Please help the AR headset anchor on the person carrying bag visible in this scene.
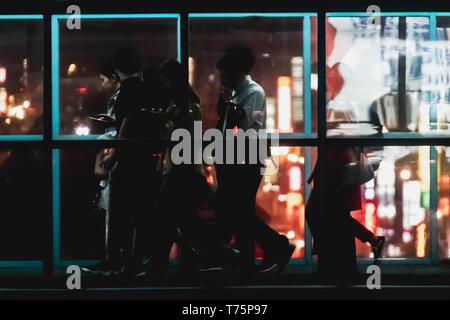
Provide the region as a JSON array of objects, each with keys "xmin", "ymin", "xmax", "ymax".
[{"xmin": 341, "ymin": 146, "xmax": 375, "ymax": 188}]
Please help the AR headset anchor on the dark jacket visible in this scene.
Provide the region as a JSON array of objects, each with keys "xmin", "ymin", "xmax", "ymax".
[
  {"xmin": 114, "ymin": 76, "xmax": 164, "ymax": 171},
  {"xmin": 114, "ymin": 76, "xmax": 145, "ymax": 135},
  {"xmin": 305, "ymin": 146, "xmax": 362, "ymax": 254}
]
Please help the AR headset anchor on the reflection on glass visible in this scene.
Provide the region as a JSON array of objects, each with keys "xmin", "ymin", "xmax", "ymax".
[
  {"xmin": 435, "ymin": 18, "xmax": 450, "ymax": 135},
  {"xmin": 255, "ymin": 147, "xmax": 314, "ymax": 259},
  {"xmin": 189, "ymin": 16, "xmax": 313, "ymax": 133},
  {"xmin": 58, "ymin": 146, "xmax": 312, "ymax": 261},
  {"xmin": 438, "ymin": 147, "xmax": 450, "ymax": 259},
  {"xmin": 354, "ymin": 146, "xmax": 431, "ymax": 258},
  {"xmin": 325, "ymin": 16, "xmax": 450, "ymax": 136},
  {"xmin": 57, "ymin": 17, "xmax": 178, "ymax": 136},
  {"xmin": 0, "ymin": 149, "xmax": 45, "ymax": 259},
  {"xmin": 0, "ymin": 19, "xmax": 43, "ymax": 135},
  {"xmin": 195, "ymin": 146, "xmax": 312, "ymax": 260}
]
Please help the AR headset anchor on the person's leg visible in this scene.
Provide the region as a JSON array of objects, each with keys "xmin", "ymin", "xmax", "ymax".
[
  {"xmin": 142, "ymin": 214, "xmax": 177, "ymax": 275},
  {"xmin": 142, "ymin": 172, "xmax": 178, "ymax": 274},
  {"xmin": 178, "ymin": 209, "xmax": 239, "ymax": 269},
  {"xmin": 341, "ymin": 211, "xmax": 359, "ymax": 281},
  {"xmin": 145, "ymin": 227, "xmax": 176, "ymax": 274},
  {"xmin": 214, "ymin": 164, "xmax": 236, "ymax": 244},
  {"xmin": 251, "ymin": 218, "xmax": 289, "ymax": 252},
  {"xmin": 323, "ymin": 201, "xmax": 361, "ymax": 283},
  {"xmin": 317, "ymin": 206, "xmax": 358, "ymax": 283},
  {"xmin": 240, "ymin": 165, "xmax": 287, "ymax": 253},
  {"xmin": 145, "ymin": 168, "xmax": 210, "ymax": 274},
  {"xmin": 347, "ymin": 214, "xmax": 385, "ymax": 260},
  {"xmin": 168, "ymin": 168, "xmax": 239, "ymax": 271},
  {"xmin": 130, "ymin": 169, "xmax": 163, "ymax": 272},
  {"xmin": 115, "ymin": 168, "xmax": 153, "ymax": 273},
  {"xmin": 229, "ymin": 165, "xmax": 290, "ymax": 272},
  {"xmin": 106, "ymin": 169, "xmax": 134, "ymax": 268},
  {"xmin": 305, "ymin": 188, "xmax": 320, "ymax": 255},
  {"xmin": 216, "ymin": 164, "xmax": 254, "ymax": 272},
  {"xmin": 216, "ymin": 164, "xmax": 292, "ymax": 272},
  {"xmin": 348, "ymin": 215, "xmax": 375, "ymax": 244}
]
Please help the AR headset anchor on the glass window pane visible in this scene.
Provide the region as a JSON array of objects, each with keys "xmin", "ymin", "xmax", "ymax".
[
  {"xmin": 354, "ymin": 146, "xmax": 432, "ymax": 258},
  {"xmin": 325, "ymin": 16, "xmax": 442, "ymax": 137},
  {"xmin": 438, "ymin": 146, "xmax": 450, "ymax": 259},
  {"xmin": 310, "ymin": 17, "xmax": 318, "ymax": 135},
  {"xmin": 307, "ymin": 145, "xmax": 432, "ymax": 259},
  {"xmin": 59, "ymin": 149, "xmax": 105, "ymax": 260},
  {"xmin": 0, "ymin": 18, "xmax": 43, "ymax": 135},
  {"xmin": 256, "ymin": 146, "xmax": 316, "ymax": 259},
  {"xmin": 0, "ymin": 149, "xmax": 45, "ymax": 260},
  {"xmin": 56, "ymin": 16, "xmax": 179, "ymax": 137},
  {"xmin": 189, "ymin": 15, "xmax": 316, "ymax": 135},
  {"xmin": 58, "ymin": 146, "xmax": 314, "ymax": 262},
  {"xmin": 434, "ymin": 17, "xmax": 450, "ymax": 135}
]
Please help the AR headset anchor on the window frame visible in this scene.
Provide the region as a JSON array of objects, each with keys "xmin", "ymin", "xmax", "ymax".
[{"xmin": 0, "ymin": 10, "xmax": 448, "ymax": 275}]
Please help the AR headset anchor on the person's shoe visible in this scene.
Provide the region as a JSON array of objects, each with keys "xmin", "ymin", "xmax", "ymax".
[
  {"xmin": 134, "ymin": 268, "xmax": 149, "ymax": 278},
  {"xmin": 120, "ymin": 263, "xmax": 145, "ymax": 278},
  {"xmin": 256, "ymin": 242, "xmax": 296, "ymax": 274},
  {"xmin": 372, "ymin": 236, "xmax": 386, "ymax": 261},
  {"xmin": 223, "ymin": 248, "xmax": 242, "ymax": 276},
  {"xmin": 81, "ymin": 261, "xmax": 121, "ymax": 276},
  {"xmin": 136, "ymin": 256, "xmax": 170, "ymax": 278},
  {"xmin": 197, "ymin": 263, "xmax": 225, "ymax": 272},
  {"xmin": 195, "ymin": 253, "xmax": 226, "ymax": 272}
]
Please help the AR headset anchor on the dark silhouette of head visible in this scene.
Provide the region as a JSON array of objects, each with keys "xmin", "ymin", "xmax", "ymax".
[
  {"xmin": 216, "ymin": 45, "xmax": 255, "ymax": 89},
  {"xmin": 143, "ymin": 65, "xmax": 159, "ymax": 86},
  {"xmin": 112, "ymin": 46, "xmax": 141, "ymax": 79},
  {"xmin": 159, "ymin": 59, "xmax": 184, "ymax": 91},
  {"xmin": 143, "ymin": 64, "xmax": 166, "ymax": 106},
  {"xmin": 99, "ymin": 61, "xmax": 120, "ymax": 92},
  {"xmin": 159, "ymin": 59, "xmax": 199, "ymax": 105}
]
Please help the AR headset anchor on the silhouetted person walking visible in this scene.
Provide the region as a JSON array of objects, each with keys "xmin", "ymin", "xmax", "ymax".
[
  {"xmin": 141, "ymin": 59, "xmax": 240, "ymax": 276},
  {"xmin": 100, "ymin": 46, "xmax": 162, "ymax": 274},
  {"xmin": 82, "ymin": 61, "xmax": 121, "ymax": 275},
  {"xmin": 305, "ymin": 145, "xmax": 385, "ymax": 283},
  {"xmin": 214, "ymin": 46, "xmax": 295, "ymax": 274}
]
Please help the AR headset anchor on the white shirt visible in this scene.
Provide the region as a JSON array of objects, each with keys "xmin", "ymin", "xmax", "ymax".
[{"xmin": 231, "ymin": 75, "xmax": 266, "ymax": 131}]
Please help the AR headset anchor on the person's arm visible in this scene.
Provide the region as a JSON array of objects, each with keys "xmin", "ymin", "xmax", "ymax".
[
  {"xmin": 94, "ymin": 113, "xmax": 116, "ymax": 126},
  {"xmin": 95, "ymin": 149, "xmax": 111, "ymax": 178},
  {"xmin": 99, "ymin": 82, "xmax": 129, "ymax": 171},
  {"xmin": 117, "ymin": 117, "xmax": 129, "ymax": 139},
  {"xmin": 100, "ymin": 117, "xmax": 130, "ymax": 170},
  {"xmin": 216, "ymin": 87, "xmax": 233, "ymax": 130},
  {"xmin": 99, "ymin": 78, "xmax": 136, "ymax": 170},
  {"xmin": 326, "ymin": 146, "xmax": 351, "ymax": 189},
  {"xmin": 239, "ymin": 89, "xmax": 265, "ymax": 130}
]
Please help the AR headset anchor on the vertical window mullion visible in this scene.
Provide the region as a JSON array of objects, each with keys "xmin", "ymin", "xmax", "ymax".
[
  {"xmin": 43, "ymin": 9, "xmax": 54, "ymax": 277},
  {"xmin": 317, "ymin": 10, "xmax": 327, "ymax": 269},
  {"xmin": 398, "ymin": 16, "xmax": 407, "ymax": 131},
  {"xmin": 303, "ymin": 15, "xmax": 312, "ymax": 138},
  {"xmin": 180, "ymin": 12, "xmax": 189, "ymax": 129},
  {"xmin": 303, "ymin": 14, "xmax": 313, "ymax": 264},
  {"xmin": 51, "ymin": 15, "xmax": 59, "ymax": 139},
  {"xmin": 429, "ymin": 13, "xmax": 439, "ymax": 263}
]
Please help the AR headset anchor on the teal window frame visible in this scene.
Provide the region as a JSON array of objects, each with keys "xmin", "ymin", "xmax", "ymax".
[{"xmin": 0, "ymin": 11, "xmax": 449, "ymax": 270}]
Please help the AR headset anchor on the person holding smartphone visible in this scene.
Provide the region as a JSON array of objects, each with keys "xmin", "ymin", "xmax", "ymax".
[{"xmin": 82, "ymin": 61, "xmax": 121, "ymax": 275}]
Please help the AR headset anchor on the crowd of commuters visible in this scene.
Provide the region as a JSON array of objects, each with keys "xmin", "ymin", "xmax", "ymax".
[{"xmin": 82, "ymin": 44, "xmax": 385, "ymax": 283}]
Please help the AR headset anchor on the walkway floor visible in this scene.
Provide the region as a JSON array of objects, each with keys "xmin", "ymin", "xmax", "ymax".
[{"xmin": 1, "ymin": 263, "xmax": 450, "ymax": 299}]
